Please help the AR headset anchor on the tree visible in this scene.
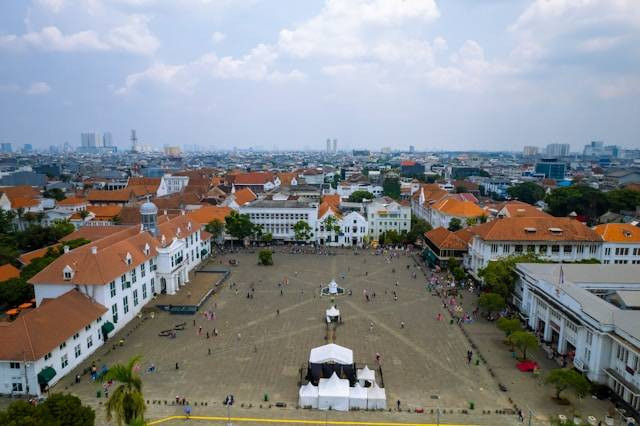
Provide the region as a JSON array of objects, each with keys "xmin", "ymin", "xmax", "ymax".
[
  {"xmin": 43, "ymin": 393, "xmax": 96, "ymax": 426},
  {"xmin": 382, "ymin": 177, "xmax": 401, "ymax": 199},
  {"xmin": 605, "ymin": 188, "xmax": 640, "ymax": 214},
  {"xmin": 293, "ymin": 220, "xmax": 312, "ymax": 241},
  {"xmin": 323, "ymin": 215, "xmax": 341, "ymax": 243},
  {"xmin": 205, "ymin": 219, "xmax": 225, "ymax": 244},
  {"xmin": 509, "ymin": 331, "xmax": 538, "ymax": 360},
  {"xmin": 448, "ymin": 218, "xmax": 462, "ymax": 232},
  {"xmin": 407, "ymin": 215, "xmax": 432, "ymax": 244},
  {"xmin": 478, "ymin": 293, "xmax": 506, "ymax": 318},
  {"xmin": 101, "ymin": 355, "xmax": 146, "ymax": 426},
  {"xmin": 0, "ymin": 393, "xmax": 94, "ymax": 426},
  {"xmin": 50, "ymin": 220, "xmax": 75, "ymax": 240},
  {"xmin": 0, "ymin": 278, "xmax": 34, "ymax": 308},
  {"xmin": 545, "ymin": 185, "xmax": 608, "ymax": 222},
  {"xmin": 452, "ymin": 266, "xmax": 466, "ymax": 282},
  {"xmin": 479, "ymin": 253, "xmax": 542, "ymax": 298},
  {"xmin": 258, "ymin": 249, "xmax": 273, "ymax": 265},
  {"xmin": 224, "ymin": 211, "xmax": 257, "ymax": 241},
  {"xmin": 507, "ymin": 182, "xmax": 545, "ymax": 205},
  {"xmin": 43, "ymin": 188, "xmax": 66, "ymax": 201},
  {"xmin": 455, "ymin": 185, "xmax": 467, "ymax": 194},
  {"xmin": 545, "ymin": 369, "xmax": 591, "ymax": 401},
  {"xmin": 79, "ymin": 210, "xmax": 90, "ymax": 220},
  {"xmin": 497, "ymin": 317, "xmax": 522, "ymax": 337},
  {"xmin": 348, "ymin": 190, "xmax": 374, "ymax": 203},
  {"xmin": 330, "ymin": 174, "xmax": 340, "ymax": 189}
]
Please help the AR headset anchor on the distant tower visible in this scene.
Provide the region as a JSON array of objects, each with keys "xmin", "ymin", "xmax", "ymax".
[
  {"xmin": 332, "ymin": 138, "xmax": 337, "ymax": 154},
  {"xmin": 140, "ymin": 197, "xmax": 158, "ymax": 235},
  {"xmin": 131, "ymin": 130, "xmax": 138, "ymax": 152},
  {"xmin": 326, "ymin": 138, "xmax": 331, "ymax": 153}
]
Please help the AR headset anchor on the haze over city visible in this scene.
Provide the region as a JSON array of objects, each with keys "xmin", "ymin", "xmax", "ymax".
[{"xmin": 1, "ymin": 0, "xmax": 639, "ymax": 151}]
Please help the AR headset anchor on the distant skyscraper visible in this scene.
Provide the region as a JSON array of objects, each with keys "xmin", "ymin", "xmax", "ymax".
[
  {"xmin": 409, "ymin": 145, "xmax": 415, "ymax": 153},
  {"xmin": 523, "ymin": 146, "xmax": 539, "ymax": 156},
  {"xmin": 1, "ymin": 142, "xmax": 12, "ymax": 153},
  {"xmin": 103, "ymin": 132, "xmax": 113, "ymax": 147},
  {"xmin": 545, "ymin": 143, "xmax": 570, "ymax": 157},
  {"xmin": 131, "ymin": 129, "xmax": 139, "ymax": 152},
  {"xmin": 332, "ymin": 138, "xmax": 337, "ymax": 154},
  {"xmin": 81, "ymin": 132, "xmax": 101, "ymax": 149},
  {"xmin": 583, "ymin": 141, "xmax": 604, "ymax": 156},
  {"xmin": 535, "ymin": 158, "xmax": 566, "ymax": 180},
  {"xmin": 23, "ymin": 144, "xmax": 33, "ymax": 153},
  {"xmin": 326, "ymin": 138, "xmax": 331, "ymax": 153}
]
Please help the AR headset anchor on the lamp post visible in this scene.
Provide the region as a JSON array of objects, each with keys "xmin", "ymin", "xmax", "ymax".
[{"xmin": 436, "ymin": 407, "xmax": 440, "ymax": 426}]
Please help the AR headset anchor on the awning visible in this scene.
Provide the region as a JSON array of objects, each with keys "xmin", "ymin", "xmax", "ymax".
[
  {"xmin": 38, "ymin": 366, "xmax": 56, "ymax": 385},
  {"xmin": 101, "ymin": 321, "xmax": 115, "ymax": 336}
]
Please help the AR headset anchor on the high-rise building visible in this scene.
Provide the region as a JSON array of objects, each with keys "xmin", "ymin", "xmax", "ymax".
[
  {"xmin": 545, "ymin": 143, "xmax": 571, "ymax": 157},
  {"xmin": 535, "ymin": 158, "xmax": 566, "ymax": 180},
  {"xmin": 583, "ymin": 141, "xmax": 604, "ymax": 156},
  {"xmin": 523, "ymin": 146, "xmax": 539, "ymax": 156},
  {"xmin": 103, "ymin": 132, "xmax": 113, "ymax": 147},
  {"xmin": 81, "ymin": 132, "xmax": 100, "ymax": 149},
  {"xmin": 326, "ymin": 138, "xmax": 331, "ymax": 153},
  {"xmin": 1, "ymin": 142, "xmax": 13, "ymax": 153},
  {"xmin": 23, "ymin": 144, "xmax": 33, "ymax": 153},
  {"xmin": 409, "ymin": 145, "xmax": 415, "ymax": 153},
  {"xmin": 332, "ymin": 138, "xmax": 337, "ymax": 154}
]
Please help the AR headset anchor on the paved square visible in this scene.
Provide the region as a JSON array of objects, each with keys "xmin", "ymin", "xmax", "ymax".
[{"xmin": 54, "ymin": 249, "xmax": 511, "ymax": 417}]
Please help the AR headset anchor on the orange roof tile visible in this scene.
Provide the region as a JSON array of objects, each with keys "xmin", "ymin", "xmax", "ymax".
[
  {"xmin": 277, "ymin": 172, "xmax": 298, "ymax": 186},
  {"xmin": 19, "ymin": 247, "xmax": 52, "ymax": 266},
  {"xmin": 0, "ymin": 290, "xmax": 106, "ymax": 361},
  {"xmin": 57, "ymin": 196, "xmax": 87, "ymax": 206},
  {"xmin": 87, "ymin": 205, "xmax": 123, "ymax": 219},
  {"xmin": 11, "ymin": 197, "xmax": 40, "ymax": 209},
  {"xmin": 424, "ymin": 227, "xmax": 468, "ymax": 250},
  {"xmin": 0, "ymin": 263, "xmax": 20, "ymax": 281},
  {"xmin": 187, "ymin": 206, "xmax": 232, "ymax": 225},
  {"xmin": 87, "ymin": 189, "xmax": 135, "ymax": 202},
  {"xmin": 234, "ymin": 172, "xmax": 276, "ymax": 185},
  {"xmin": 0, "ymin": 185, "xmax": 40, "ymax": 201},
  {"xmin": 593, "ymin": 223, "xmax": 640, "ymax": 243},
  {"xmin": 60, "ymin": 226, "xmax": 126, "ymax": 242},
  {"xmin": 318, "ymin": 201, "xmax": 340, "ymax": 219},
  {"xmin": 322, "ymin": 194, "xmax": 341, "ymax": 208},
  {"xmin": 433, "ymin": 198, "xmax": 485, "ymax": 217},
  {"xmin": 500, "ymin": 201, "xmax": 551, "ymax": 218},
  {"xmin": 468, "ymin": 217, "xmax": 601, "ymax": 242},
  {"xmin": 233, "ymin": 188, "xmax": 257, "ymax": 206}
]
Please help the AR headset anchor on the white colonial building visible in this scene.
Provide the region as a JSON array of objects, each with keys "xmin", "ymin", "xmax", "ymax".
[
  {"xmin": 366, "ymin": 198, "xmax": 411, "ymax": 240},
  {"xmin": 336, "ymin": 183, "xmax": 383, "ymax": 199},
  {"xmin": 0, "ymin": 201, "xmax": 211, "ymax": 397},
  {"xmin": 157, "ymin": 174, "xmax": 190, "ymax": 197},
  {"xmin": 515, "ymin": 263, "xmax": 640, "ymax": 416},
  {"xmin": 465, "ymin": 217, "xmax": 602, "ymax": 277},
  {"xmin": 593, "ymin": 223, "xmax": 640, "ymax": 265},
  {"xmin": 240, "ymin": 199, "xmax": 318, "ymax": 242},
  {"xmin": 316, "ymin": 200, "xmax": 368, "ymax": 247}
]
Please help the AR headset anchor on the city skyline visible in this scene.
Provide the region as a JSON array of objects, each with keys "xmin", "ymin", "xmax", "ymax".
[{"xmin": 1, "ymin": 0, "xmax": 639, "ymax": 151}]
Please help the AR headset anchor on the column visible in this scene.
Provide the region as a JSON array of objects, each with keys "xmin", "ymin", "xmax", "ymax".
[
  {"xmin": 543, "ymin": 305, "xmax": 551, "ymax": 341},
  {"xmin": 557, "ymin": 319, "xmax": 566, "ymax": 354},
  {"xmin": 184, "ymin": 268, "xmax": 189, "ymax": 283}
]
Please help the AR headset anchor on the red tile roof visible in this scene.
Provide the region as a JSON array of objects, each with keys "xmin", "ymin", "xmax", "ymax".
[
  {"xmin": 468, "ymin": 217, "xmax": 601, "ymax": 242},
  {"xmin": 0, "ymin": 263, "xmax": 20, "ymax": 281}
]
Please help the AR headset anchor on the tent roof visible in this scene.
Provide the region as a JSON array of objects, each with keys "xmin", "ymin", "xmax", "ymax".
[
  {"xmin": 357, "ymin": 365, "xmax": 375, "ymax": 381},
  {"xmin": 326, "ymin": 306, "xmax": 340, "ymax": 317},
  {"xmin": 299, "ymin": 382, "xmax": 319, "ymax": 397},
  {"xmin": 349, "ymin": 382, "xmax": 367, "ymax": 398},
  {"xmin": 367, "ymin": 383, "xmax": 386, "ymax": 400},
  {"xmin": 318, "ymin": 372, "xmax": 350, "ymax": 397},
  {"xmin": 309, "ymin": 343, "xmax": 353, "ymax": 364}
]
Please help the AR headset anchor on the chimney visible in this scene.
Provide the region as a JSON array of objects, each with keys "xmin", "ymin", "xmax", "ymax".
[
  {"xmin": 63, "ymin": 245, "xmax": 70, "ymax": 254},
  {"xmin": 164, "ymin": 209, "xmax": 168, "ymax": 216},
  {"xmin": 91, "ymin": 246, "xmax": 98, "ymax": 255}
]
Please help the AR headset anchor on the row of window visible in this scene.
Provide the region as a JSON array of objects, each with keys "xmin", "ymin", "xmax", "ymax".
[
  {"xmin": 248, "ymin": 213, "xmax": 310, "ymax": 220},
  {"xmin": 489, "ymin": 243, "xmax": 598, "ymax": 255},
  {"xmin": 604, "ymin": 247, "xmax": 640, "ymax": 256},
  {"xmin": 603, "ymin": 260, "xmax": 640, "ymax": 264},
  {"xmin": 112, "ymin": 280, "xmax": 153, "ymax": 323}
]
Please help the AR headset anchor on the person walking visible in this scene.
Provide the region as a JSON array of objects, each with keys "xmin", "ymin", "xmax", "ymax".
[
  {"xmin": 467, "ymin": 350, "xmax": 473, "ymax": 364},
  {"xmin": 401, "ymin": 321, "xmax": 405, "ymax": 329},
  {"xmin": 396, "ymin": 399, "xmax": 401, "ymax": 411}
]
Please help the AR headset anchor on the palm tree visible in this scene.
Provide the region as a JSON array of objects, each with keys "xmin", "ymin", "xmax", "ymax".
[
  {"xmin": 79, "ymin": 209, "xmax": 90, "ymax": 220},
  {"xmin": 101, "ymin": 355, "xmax": 146, "ymax": 425}
]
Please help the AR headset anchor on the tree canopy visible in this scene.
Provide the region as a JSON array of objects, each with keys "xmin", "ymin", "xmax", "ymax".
[
  {"xmin": 258, "ymin": 249, "xmax": 273, "ymax": 265},
  {"xmin": 545, "ymin": 368, "xmax": 591, "ymax": 401},
  {"xmin": 507, "ymin": 182, "xmax": 545, "ymax": 205},
  {"xmin": 407, "ymin": 215, "xmax": 432, "ymax": 244},
  {"xmin": 497, "ymin": 317, "xmax": 522, "ymax": 337},
  {"xmin": 544, "ymin": 185, "xmax": 609, "ymax": 221},
  {"xmin": 293, "ymin": 220, "xmax": 312, "ymax": 241},
  {"xmin": 348, "ymin": 190, "xmax": 374, "ymax": 203},
  {"xmin": 447, "ymin": 218, "xmax": 462, "ymax": 232},
  {"xmin": 382, "ymin": 177, "xmax": 400, "ymax": 199},
  {"xmin": 479, "ymin": 253, "xmax": 542, "ymax": 298},
  {"xmin": 205, "ymin": 219, "xmax": 225, "ymax": 243},
  {"xmin": 224, "ymin": 211, "xmax": 258, "ymax": 241},
  {"xmin": 478, "ymin": 293, "xmax": 506, "ymax": 317},
  {"xmin": 101, "ymin": 355, "xmax": 146, "ymax": 426},
  {"xmin": 509, "ymin": 331, "xmax": 538, "ymax": 360},
  {"xmin": 0, "ymin": 393, "xmax": 95, "ymax": 426}
]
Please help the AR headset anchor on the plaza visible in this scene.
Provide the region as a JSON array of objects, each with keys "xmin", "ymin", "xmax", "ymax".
[{"xmin": 51, "ymin": 249, "xmax": 609, "ymax": 425}]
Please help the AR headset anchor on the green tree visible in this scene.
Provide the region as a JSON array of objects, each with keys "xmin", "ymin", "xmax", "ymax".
[
  {"xmin": 43, "ymin": 393, "xmax": 95, "ymax": 426},
  {"xmin": 455, "ymin": 185, "xmax": 467, "ymax": 194},
  {"xmin": 330, "ymin": 174, "xmax": 340, "ymax": 189},
  {"xmin": 205, "ymin": 219, "xmax": 225, "ymax": 244},
  {"xmin": 545, "ymin": 369, "xmax": 591, "ymax": 401},
  {"xmin": 497, "ymin": 317, "xmax": 522, "ymax": 337},
  {"xmin": 293, "ymin": 220, "xmax": 312, "ymax": 241},
  {"xmin": 50, "ymin": 220, "xmax": 75, "ymax": 240},
  {"xmin": 258, "ymin": 249, "xmax": 273, "ymax": 265},
  {"xmin": 43, "ymin": 188, "xmax": 66, "ymax": 201},
  {"xmin": 261, "ymin": 232, "xmax": 273, "ymax": 243},
  {"xmin": 507, "ymin": 182, "xmax": 545, "ymax": 205},
  {"xmin": 509, "ymin": 331, "xmax": 538, "ymax": 360},
  {"xmin": 224, "ymin": 211, "xmax": 257, "ymax": 241},
  {"xmin": 0, "ymin": 400, "xmax": 56, "ymax": 426},
  {"xmin": 407, "ymin": 215, "xmax": 432, "ymax": 244},
  {"xmin": 348, "ymin": 190, "xmax": 374, "ymax": 203},
  {"xmin": 0, "ymin": 278, "xmax": 34, "ymax": 308},
  {"xmin": 382, "ymin": 177, "xmax": 400, "ymax": 199},
  {"xmin": 605, "ymin": 188, "xmax": 640, "ymax": 213},
  {"xmin": 79, "ymin": 210, "xmax": 89, "ymax": 220},
  {"xmin": 323, "ymin": 215, "xmax": 341, "ymax": 242},
  {"xmin": 452, "ymin": 267, "xmax": 465, "ymax": 282},
  {"xmin": 478, "ymin": 293, "xmax": 506, "ymax": 318},
  {"xmin": 479, "ymin": 253, "xmax": 542, "ymax": 298},
  {"xmin": 101, "ymin": 355, "xmax": 146, "ymax": 426},
  {"xmin": 545, "ymin": 185, "xmax": 608, "ymax": 221},
  {"xmin": 448, "ymin": 218, "xmax": 462, "ymax": 232}
]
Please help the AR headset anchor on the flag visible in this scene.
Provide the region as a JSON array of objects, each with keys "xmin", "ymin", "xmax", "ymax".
[{"xmin": 559, "ymin": 264, "xmax": 564, "ymax": 286}]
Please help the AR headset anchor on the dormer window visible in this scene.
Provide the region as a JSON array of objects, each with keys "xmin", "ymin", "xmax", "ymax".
[
  {"xmin": 548, "ymin": 227, "xmax": 563, "ymax": 235},
  {"xmin": 144, "ymin": 243, "xmax": 150, "ymax": 256},
  {"xmin": 187, "ymin": 221, "xmax": 192, "ymax": 231},
  {"xmin": 63, "ymin": 265, "xmax": 74, "ymax": 281},
  {"xmin": 176, "ymin": 227, "xmax": 181, "ymax": 236},
  {"xmin": 125, "ymin": 252, "xmax": 133, "ymax": 265},
  {"xmin": 524, "ymin": 227, "xmax": 537, "ymax": 233}
]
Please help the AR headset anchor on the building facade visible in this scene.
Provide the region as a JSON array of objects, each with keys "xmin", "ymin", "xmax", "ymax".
[
  {"xmin": 594, "ymin": 224, "xmax": 640, "ymax": 265},
  {"xmin": 240, "ymin": 200, "xmax": 318, "ymax": 242},
  {"xmin": 366, "ymin": 198, "xmax": 411, "ymax": 240}
]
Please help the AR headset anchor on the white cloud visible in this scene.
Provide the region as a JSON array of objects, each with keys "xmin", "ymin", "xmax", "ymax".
[
  {"xmin": 595, "ymin": 76, "xmax": 640, "ymax": 99},
  {"xmin": 104, "ymin": 14, "xmax": 159, "ymax": 55},
  {"xmin": 211, "ymin": 31, "xmax": 226, "ymax": 44},
  {"xmin": 37, "ymin": 0, "xmax": 66, "ymax": 13},
  {"xmin": 26, "ymin": 81, "xmax": 51, "ymax": 95},
  {"xmin": 0, "ymin": 83, "xmax": 20, "ymax": 93},
  {"xmin": 19, "ymin": 26, "xmax": 109, "ymax": 51},
  {"xmin": 116, "ymin": 63, "xmax": 187, "ymax": 94},
  {"xmin": 579, "ymin": 36, "xmax": 625, "ymax": 52},
  {"xmin": 278, "ymin": 0, "xmax": 439, "ymax": 58}
]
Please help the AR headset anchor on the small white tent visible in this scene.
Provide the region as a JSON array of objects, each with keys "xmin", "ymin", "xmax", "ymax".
[
  {"xmin": 349, "ymin": 382, "xmax": 368, "ymax": 409},
  {"xmin": 298, "ymin": 382, "xmax": 319, "ymax": 408},
  {"xmin": 357, "ymin": 365, "xmax": 375, "ymax": 386},
  {"xmin": 309, "ymin": 343, "xmax": 353, "ymax": 365},
  {"xmin": 326, "ymin": 306, "xmax": 340, "ymax": 323},
  {"xmin": 328, "ymin": 279, "xmax": 339, "ymax": 294},
  {"xmin": 367, "ymin": 383, "xmax": 387, "ymax": 410},
  {"xmin": 318, "ymin": 372, "xmax": 350, "ymax": 411}
]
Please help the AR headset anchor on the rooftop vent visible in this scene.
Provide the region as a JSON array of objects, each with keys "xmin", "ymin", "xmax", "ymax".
[
  {"xmin": 624, "ymin": 231, "xmax": 632, "ymax": 238},
  {"xmin": 63, "ymin": 245, "xmax": 70, "ymax": 253},
  {"xmin": 524, "ymin": 227, "xmax": 537, "ymax": 233},
  {"xmin": 548, "ymin": 227, "xmax": 563, "ymax": 234},
  {"xmin": 91, "ymin": 246, "xmax": 98, "ymax": 255}
]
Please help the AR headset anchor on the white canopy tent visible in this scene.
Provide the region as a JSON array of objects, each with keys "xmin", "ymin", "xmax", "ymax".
[
  {"xmin": 318, "ymin": 372, "xmax": 350, "ymax": 411},
  {"xmin": 325, "ymin": 306, "xmax": 341, "ymax": 323},
  {"xmin": 348, "ymin": 382, "xmax": 368, "ymax": 409},
  {"xmin": 357, "ymin": 365, "xmax": 375, "ymax": 386},
  {"xmin": 366, "ymin": 383, "xmax": 387, "ymax": 410},
  {"xmin": 298, "ymin": 382, "xmax": 319, "ymax": 408},
  {"xmin": 309, "ymin": 343, "xmax": 353, "ymax": 365}
]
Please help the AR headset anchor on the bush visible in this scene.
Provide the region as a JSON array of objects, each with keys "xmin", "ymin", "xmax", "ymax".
[{"xmin": 258, "ymin": 249, "xmax": 273, "ymax": 266}]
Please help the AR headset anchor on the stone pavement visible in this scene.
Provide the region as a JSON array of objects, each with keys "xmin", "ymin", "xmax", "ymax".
[{"xmin": 52, "ymin": 249, "xmax": 526, "ymax": 425}]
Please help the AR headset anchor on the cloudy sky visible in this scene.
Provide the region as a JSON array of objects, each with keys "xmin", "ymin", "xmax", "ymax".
[{"xmin": 1, "ymin": 0, "xmax": 639, "ymax": 151}]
